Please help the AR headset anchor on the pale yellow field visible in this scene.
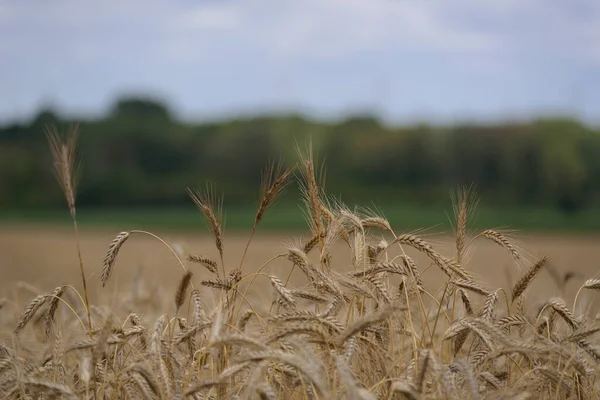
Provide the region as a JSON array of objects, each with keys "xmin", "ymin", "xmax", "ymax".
[{"xmin": 1, "ymin": 225, "xmax": 599, "ymax": 312}]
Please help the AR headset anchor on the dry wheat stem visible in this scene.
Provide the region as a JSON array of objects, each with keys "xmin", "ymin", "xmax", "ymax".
[
  {"xmin": 512, "ymin": 256, "xmax": 548, "ymax": 302},
  {"xmin": 46, "ymin": 124, "xmax": 92, "ymax": 335},
  {"xmin": 298, "ymin": 145, "xmax": 325, "ymax": 260},
  {"xmin": 188, "ymin": 254, "xmax": 218, "ymax": 274},
  {"xmin": 187, "ymin": 184, "xmax": 225, "ymax": 274},
  {"xmin": 479, "ymin": 229, "xmax": 521, "ymax": 261},
  {"xmin": 239, "ymin": 162, "xmax": 294, "ymax": 273},
  {"xmin": 102, "ymin": 230, "xmax": 189, "ymax": 289},
  {"xmin": 175, "ymin": 271, "xmax": 193, "ymax": 313}
]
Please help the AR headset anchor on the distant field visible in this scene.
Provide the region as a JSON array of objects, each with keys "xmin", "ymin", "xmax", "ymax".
[
  {"xmin": 4, "ymin": 202, "xmax": 600, "ymax": 304},
  {"xmin": 1, "ymin": 225, "xmax": 599, "ymax": 310},
  {"xmin": 3, "ymin": 203, "xmax": 600, "ymax": 232}
]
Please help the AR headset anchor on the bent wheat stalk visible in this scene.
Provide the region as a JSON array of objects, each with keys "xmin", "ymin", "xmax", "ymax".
[{"xmin": 101, "ymin": 230, "xmax": 189, "ymax": 288}]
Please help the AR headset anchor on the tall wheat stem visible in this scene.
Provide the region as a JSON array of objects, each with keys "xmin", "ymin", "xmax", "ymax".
[
  {"xmin": 72, "ymin": 218, "xmax": 92, "ymax": 334},
  {"xmin": 46, "ymin": 124, "xmax": 93, "ymax": 336},
  {"xmin": 238, "ymin": 227, "xmax": 256, "ymax": 273}
]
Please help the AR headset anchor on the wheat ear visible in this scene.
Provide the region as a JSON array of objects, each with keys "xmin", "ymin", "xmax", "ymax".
[{"xmin": 511, "ymin": 256, "xmax": 548, "ymax": 302}]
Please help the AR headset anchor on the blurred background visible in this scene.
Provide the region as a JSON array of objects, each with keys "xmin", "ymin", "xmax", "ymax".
[{"xmin": 1, "ymin": 1, "xmax": 600, "ymax": 292}]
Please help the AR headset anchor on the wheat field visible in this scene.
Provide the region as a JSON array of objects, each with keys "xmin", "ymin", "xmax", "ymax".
[
  {"xmin": 1, "ymin": 126, "xmax": 600, "ymax": 399},
  {"xmin": 0, "ymin": 226, "xmax": 599, "ymax": 312}
]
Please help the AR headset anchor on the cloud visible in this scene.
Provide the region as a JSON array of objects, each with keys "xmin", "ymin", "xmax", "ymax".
[
  {"xmin": 2, "ymin": 1, "xmax": 597, "ymax": 64},
  {"xmin": 172, "ymin": 4, "xmax": 242, "ymax": 31},
  {"xmin": 0, "ymin": 0, "xmax": 598, "ymax": 122},
  {"xmin": 161, "ymin": 1, "xmax": 502, "ymax": 60},
  {"xmin": 265, "ymin": 0, "xmax": 500, "ymax": 56}
]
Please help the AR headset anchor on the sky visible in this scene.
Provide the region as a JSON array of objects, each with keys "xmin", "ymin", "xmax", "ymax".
[{"xmin": 1, "ymin": 0, "xmax": 599, "ymax": 125}]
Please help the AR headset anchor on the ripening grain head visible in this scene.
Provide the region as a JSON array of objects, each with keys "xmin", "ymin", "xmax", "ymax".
[
  {"xmin": 101, "ymin": 231, "xmax": 130, "ymax": 287},
  {"xmin": 45, "ymin": 124, "xmax": 81, "ymax": 218}
]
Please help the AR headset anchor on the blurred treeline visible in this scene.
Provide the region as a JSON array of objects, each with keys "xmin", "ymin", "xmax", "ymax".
[{"xmin": 1, "ymin": 97, "xmax": 599, "ymax": 214}]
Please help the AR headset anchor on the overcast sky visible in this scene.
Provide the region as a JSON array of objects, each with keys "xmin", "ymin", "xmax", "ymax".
[{"xmin": 1, "ymin": 0, "xmax": 599, "ymax": 124}]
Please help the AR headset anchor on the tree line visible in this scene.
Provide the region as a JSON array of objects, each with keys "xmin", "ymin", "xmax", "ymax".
[{"xmin": 1, "ymin": 97, "xmax": 599, "ymax": 214}]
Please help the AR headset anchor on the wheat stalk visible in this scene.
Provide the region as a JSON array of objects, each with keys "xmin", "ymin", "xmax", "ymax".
[
  {"xmin": 187, "ymin": 184, "xmax": 225, "ymax": 274},
  {"xmin": 451, "ymin": 185, "xmax": 478, "ymax": 264},
  {"xmin": 481, "ymin": 229, "xmax": 521, "ymax": 261},
  {"xmin": 511, "ymin": 256, "xmax": 548, "ymax": 302},
  {"xmin": 101, "ymin": 231, "xmax": 130, "ymax": 287},
  {"xmin": 297, "ymin": 144, "xmax": 325, "ymax": 260},
  {"xmin": 43, "ymin": 286, "xmax": 65, "ymax": 338},
  {"xmin": 45, "ymin": 124, "xmax": 92, "ymax": 335},
  {"xmin": 14, "ymin": 292, "xmax": 49, "ymax": 335},
  {"xmin": 175, "ymin": 271, "xmax": 193, "ymax": 313},
  {"xmin": 187, "ymin": 254, "xmax": 218, "ymax": 274},
  {"xmin": 583, "ymin": 278, "xmax": 600, "ymax": 290},
  {"xmin": 395, "ymin": 234, "xmax": 472, "ymax": 280}
]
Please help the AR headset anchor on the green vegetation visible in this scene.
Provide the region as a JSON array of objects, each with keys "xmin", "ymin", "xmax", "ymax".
[
  {"xmin": 4, "ymin": 204, "xmax": 600, "ymax": 232},
  {"xmin": 2, "ymin": 96, "xmax": 600, "ymax": 231}
]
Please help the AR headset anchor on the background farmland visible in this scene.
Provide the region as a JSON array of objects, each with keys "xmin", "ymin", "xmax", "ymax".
[{"xmin": 1, "ymin": 103, "xmax": 599, "ymax": 301}]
